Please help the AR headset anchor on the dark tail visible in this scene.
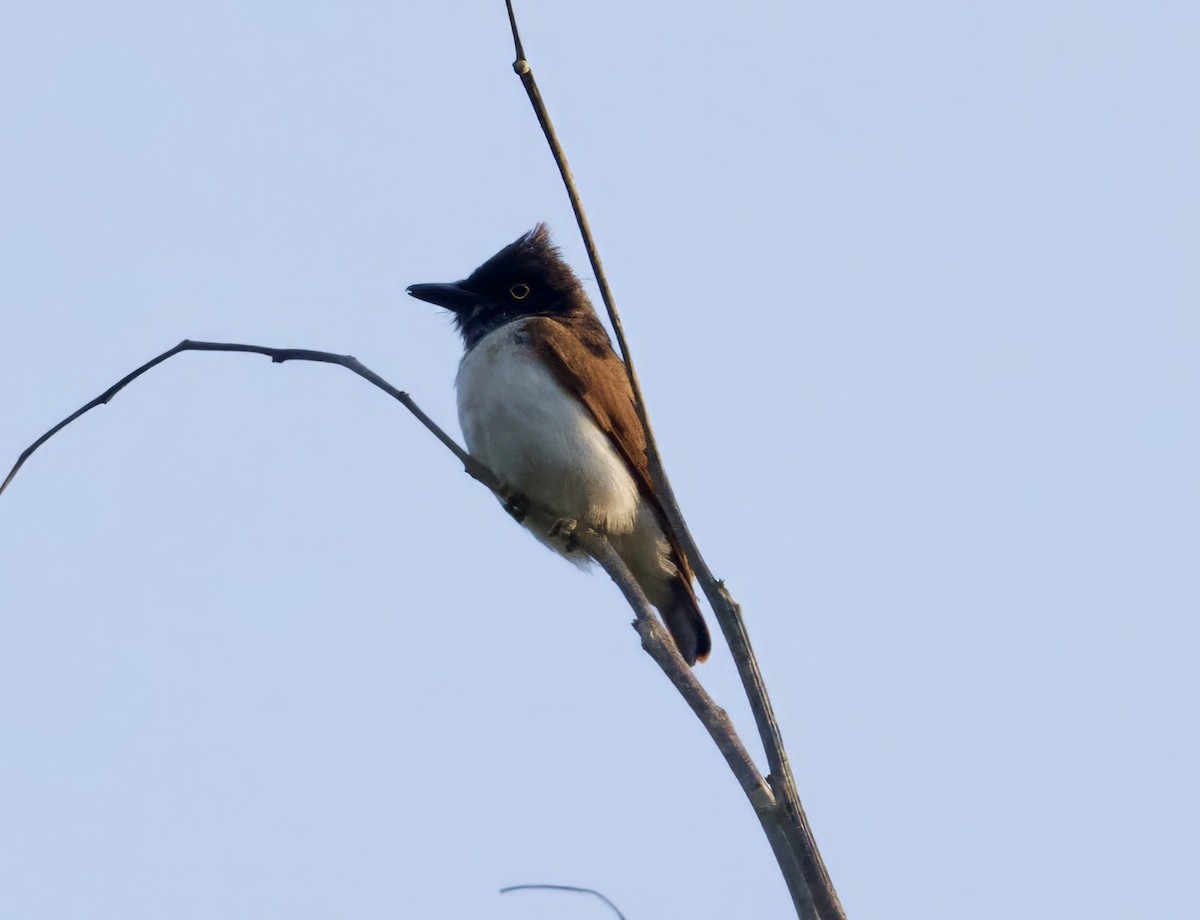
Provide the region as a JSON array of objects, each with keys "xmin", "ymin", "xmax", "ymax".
[{"xmin": 662, "ymin": 578, "xmax": 712, "ymax": 666}]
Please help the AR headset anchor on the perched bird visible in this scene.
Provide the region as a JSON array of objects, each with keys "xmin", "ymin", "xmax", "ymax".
[{"xmin": 407, "ymin": 225, "xmax": 711, "ymax": 665}]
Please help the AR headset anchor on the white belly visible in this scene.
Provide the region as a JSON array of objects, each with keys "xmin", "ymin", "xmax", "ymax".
[{"xmin": 455, "ymin": 320, "xmax": 641, "ymax": 534}]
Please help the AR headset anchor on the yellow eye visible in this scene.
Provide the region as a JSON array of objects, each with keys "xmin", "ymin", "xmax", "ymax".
[{"xmin": 510, "ymin": 283, "xmax": 531, "ymax": 300}]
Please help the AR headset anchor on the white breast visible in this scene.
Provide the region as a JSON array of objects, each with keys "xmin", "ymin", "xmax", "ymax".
[{"xmin": 455, "ymin": 320, "xmax": 640, "ymax": 534}]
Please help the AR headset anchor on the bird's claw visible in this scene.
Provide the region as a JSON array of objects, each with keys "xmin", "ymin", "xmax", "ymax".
[{"xmin": 550, "ymin": 517, "xmax": 581, "ymax": 553}]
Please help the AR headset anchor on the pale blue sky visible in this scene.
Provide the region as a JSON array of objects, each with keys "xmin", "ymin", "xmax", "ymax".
[{"xmin": 2, "ymin": 2, "xmax": 1197, "ymax": 918}]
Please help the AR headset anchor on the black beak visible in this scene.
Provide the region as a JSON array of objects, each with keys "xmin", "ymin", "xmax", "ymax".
[{"xmin": 406, "ymin": 282, "xmax": 488, "ymax": 313}]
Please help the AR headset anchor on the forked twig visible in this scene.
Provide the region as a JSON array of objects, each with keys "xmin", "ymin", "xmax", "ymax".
[
  {"xmin": 0, "ymin": 338, "xmax": 775, "ymax": 816},
  {"xmin": 502, "ymin": 4, "xmax": 844, "ymax": 918},
  {"xmin": 1, "ymin": 337, "xmax": 770, "ymax": 804},
  {"xmin": 4, "ymin": 6, "xmax": 845, "ymax": 915},
  {"xmin": 580, "ymin": 529, "xmax": 815, "ymax": 920},
  {"xmin": 578, "ymin": 531, "xmax": 774, "ymax": 813}
]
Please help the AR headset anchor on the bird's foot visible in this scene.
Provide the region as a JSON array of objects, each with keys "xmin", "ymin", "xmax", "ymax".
[{"xmin": 549, "ymin": 517, "xmax": 581, "ymax": 554}]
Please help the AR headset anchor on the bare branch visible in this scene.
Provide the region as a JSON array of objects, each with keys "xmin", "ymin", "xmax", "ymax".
[
  {"xmin": 580, "ymin": 529, "xmax": 816, "ymax": 920},
  {"xmin": 500, "ymin": 885, "xmax": 627, "ymax": 920},
  {"xmin": 502, "ymin": 6, "xmax": 845, "ymax": 919},
  {"xmin": 5, "ymin": 10, "xmax": 849, "ymax": 915},
  {"xmin": 0, "ymin": 336, "xmax": 781, "ymax": 829},
  {"xmin": 576, "ymin": 530, "xmax": 772, "ymax": 810},
  {"xmin": 0, "ymin": 339, "xmax": 500, "ymax": 501}
]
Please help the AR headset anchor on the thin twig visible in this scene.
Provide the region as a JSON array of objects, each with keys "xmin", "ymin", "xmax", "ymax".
[
  {"xmin": 500, "ymin": 885, "xmax": 627, "ymax": 920},
  {"xmin": 0, "ymin": 340, "xmax": 499, "ymax": 501},
  {"xmin": 502, "ymin": 5, "xmax": 845, "ymax": 919}
]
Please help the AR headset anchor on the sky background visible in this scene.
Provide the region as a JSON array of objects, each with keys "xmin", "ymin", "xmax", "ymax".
[{"xmin": 2, "ymin": 2, "xmax": 1198, "ymax": 918}]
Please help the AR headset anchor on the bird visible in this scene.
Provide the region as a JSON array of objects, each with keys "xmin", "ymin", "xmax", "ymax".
[{"xmin": 407, "ymin": 224, "xmax": 711, "ymax": 665}]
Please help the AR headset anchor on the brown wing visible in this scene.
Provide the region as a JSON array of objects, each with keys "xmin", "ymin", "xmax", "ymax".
[{"xmin": 524, "ymin": 315, "xmax": 695, "ymax": 583}]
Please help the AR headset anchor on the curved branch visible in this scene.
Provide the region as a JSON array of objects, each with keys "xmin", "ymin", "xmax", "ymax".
[
  {"xmin": 3, "ymin": 334, "xmax": 816, "ymax": 913},
  {"xmin": 0, "ymin": 339, "xmax": 499, "ymax": 501},
  {"xmin": 2, "ymin": 337, "xmax": 775, "ymax": 818}
]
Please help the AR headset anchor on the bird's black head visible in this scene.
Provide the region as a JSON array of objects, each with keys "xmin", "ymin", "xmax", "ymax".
[{"xmin": 407, "ymin": 224, "xmax": 589, "ymax": 349}]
